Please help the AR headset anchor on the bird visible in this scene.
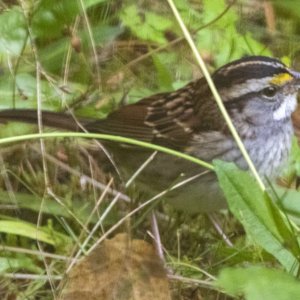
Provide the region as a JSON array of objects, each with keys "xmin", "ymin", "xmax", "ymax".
[{"xmin": 0, "ymin": 55, "xmax": 299, "ymax": 212}]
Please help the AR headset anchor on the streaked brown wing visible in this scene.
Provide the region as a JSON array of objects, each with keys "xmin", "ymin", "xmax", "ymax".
[
  {"xmin": 86, "ymin": 77, "xmax": 221, "ymax": 149},
  {"xmin": 0, "ymin": 77, "xmax": 224, "ymax": 150}
]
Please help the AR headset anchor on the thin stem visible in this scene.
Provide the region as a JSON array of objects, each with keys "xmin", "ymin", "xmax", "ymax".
[
  {"xmin": 166, "ymin": 0, "xmax": 265, "ymax": 191},
  {"xmin": 0, "ymin": 132, "xmax": 213, "ymax": 170}
]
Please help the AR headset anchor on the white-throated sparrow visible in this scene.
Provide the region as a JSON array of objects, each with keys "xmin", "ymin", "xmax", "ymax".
[{"xmin": 0, "ymin": 56, "xmax": 299, "ymax": 212}]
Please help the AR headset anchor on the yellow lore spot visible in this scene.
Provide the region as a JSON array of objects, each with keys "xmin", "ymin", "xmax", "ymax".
[{"xmin": 269, "ymin": 73, "xmax": 293, "ymax": 85}]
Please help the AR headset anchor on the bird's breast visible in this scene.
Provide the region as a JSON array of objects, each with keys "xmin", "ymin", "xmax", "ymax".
[
  {"xmin": 189, "ymin": 120, "xmax": 293, "ymax": 179},
  {"xmin": 242, "ymin": 121, "xmax": 293, "ymax": 178}
]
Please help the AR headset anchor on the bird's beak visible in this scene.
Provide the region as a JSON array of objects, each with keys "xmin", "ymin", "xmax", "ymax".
[
  {"xmin": 291, "ymin": 70, "xmax": 300, "ymax": 78},
  {"xmin": 290, "ymin": 70, "xmax": 300, "ymax": 88}
]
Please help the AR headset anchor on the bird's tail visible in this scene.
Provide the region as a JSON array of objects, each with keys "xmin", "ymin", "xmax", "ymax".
[{"xmin": 0, "ymin": 109, "xmax": 92, "ymax": 131}]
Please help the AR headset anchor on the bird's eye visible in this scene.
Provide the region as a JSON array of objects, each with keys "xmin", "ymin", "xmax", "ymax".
[{"xmin": 262, "ymin": 86, "xmax": 277, "ymax": 98}]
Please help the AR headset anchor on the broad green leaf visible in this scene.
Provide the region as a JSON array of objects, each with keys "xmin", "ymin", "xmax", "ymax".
[
  {"xmin": 32, "ymin": 1, "xmax": 79, "ymax": 39},
  {"xmin": 0, "ymin": 7, "xmax": 27, "ymax": 55},
  {"xmin": 272, "ymin": 185, "xmax": 300, "ymax": 219},
  {"xmin": 217, "ymin": 266, "xmax": 300, "ymax": 300},
  {"xmin": 214, "ymin": 160, "xmax": 300, "ymax": 274}
]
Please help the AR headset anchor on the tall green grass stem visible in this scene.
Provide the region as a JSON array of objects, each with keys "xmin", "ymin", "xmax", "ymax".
[{"xmin": 166, "ymin": 0, "xmax": 266, "ymax": 191}]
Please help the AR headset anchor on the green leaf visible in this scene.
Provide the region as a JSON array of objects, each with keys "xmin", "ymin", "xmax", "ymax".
[
  {"xmin": 274, "ymin": 1, "xmax": 300, "ymax": 19},
  {"xmin": 214, "ymin": 160, "xmax": 300, "ymax": 274},
  {"xmin": 0, "ymin": 256, "xmax": 42, "ymax": 274},
  {"xmin": 152, "ymin": 54, "xmax": 173, "ymax": 90},
  {"xmin": 0, "ymin": 7, "xmax": 27, "ymax": 55},
  {"xmin": 217, "ymin": 266, "xmax": 300, "ymax": 300},
  {"xmin": 0, "ymin": 190, "xmax": 104, "ymax": 224},
  {"xmin": 38, "ymin": 24, "xmax": 123, "ymax": 74},
  {"xmin": 120, "ymin": 5, "xmax": 173, "ymax": 44},
  {"xmin": 0, "ymin": 220, "xmax": 71, "ymax": 247},
  {"xmin": 83, "ymin": 0, "xmax": 108, "ymax": 9},
  {"xmin": 274, "ymin": 186, "xmax": 300, "ymax": 218},
  {"xmin": 32, "ymin": 1, "xmax": 80, "ymax": 39}
]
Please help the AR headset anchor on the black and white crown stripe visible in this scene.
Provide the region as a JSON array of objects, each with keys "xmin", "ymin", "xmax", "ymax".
[{"xmin": 212, "ymin": 56, "xmax": 297, "ymax": 89}]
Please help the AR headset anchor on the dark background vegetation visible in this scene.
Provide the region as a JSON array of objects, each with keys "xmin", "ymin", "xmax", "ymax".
[{"xmin": 1, "ymin": 0, "xmax": 300, "ymax": 299}]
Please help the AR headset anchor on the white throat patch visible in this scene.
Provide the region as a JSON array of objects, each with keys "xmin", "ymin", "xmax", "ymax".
[{"xmin": 273, "ymin": 93, "xmax": 297, "ymax": 121}]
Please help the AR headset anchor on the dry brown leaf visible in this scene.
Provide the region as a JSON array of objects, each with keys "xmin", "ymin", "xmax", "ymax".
[{"xmin": 59, "ymin": 233, "xmax": 171, "ymax": 300}]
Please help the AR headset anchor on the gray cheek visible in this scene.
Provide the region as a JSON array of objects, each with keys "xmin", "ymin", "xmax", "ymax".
[{"xmin": 242, "ymin": 101, "xmax": 274, "ymax": 125}]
